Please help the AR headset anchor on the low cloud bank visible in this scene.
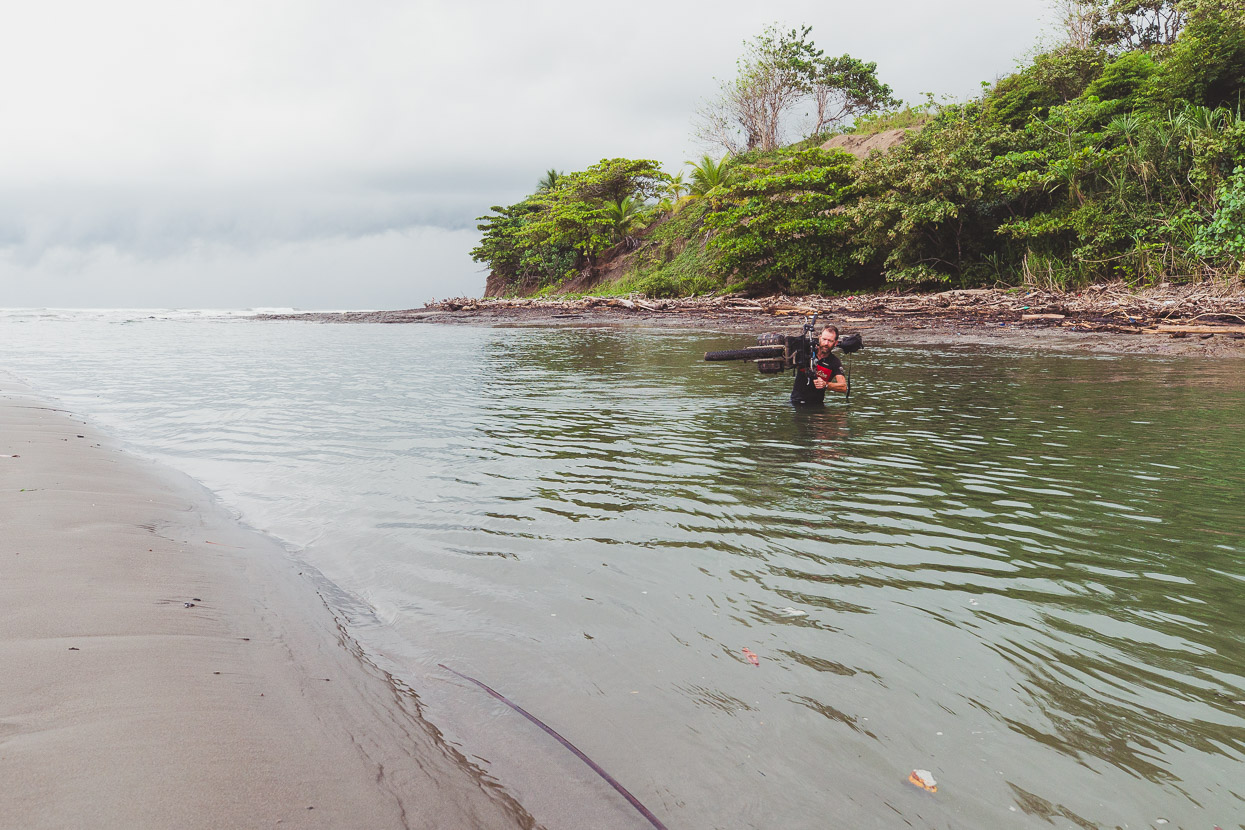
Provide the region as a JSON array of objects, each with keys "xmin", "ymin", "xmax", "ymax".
[{"xmin": 0, "ymin": 227, "xmax": 483, "ymax": 309}]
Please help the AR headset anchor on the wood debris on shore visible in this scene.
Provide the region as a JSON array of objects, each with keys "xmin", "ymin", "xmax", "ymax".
[{"xmin": 256, "ymin": 282, "xmax": 1245, "ymax": 341}]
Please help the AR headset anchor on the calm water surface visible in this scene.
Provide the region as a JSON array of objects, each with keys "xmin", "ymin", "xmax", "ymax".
[{"xmin": 2, "ymin": 310, "xmax": 1243, "ymax": 830}]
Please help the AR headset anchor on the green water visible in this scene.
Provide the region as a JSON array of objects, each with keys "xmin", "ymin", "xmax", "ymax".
[
  {"xmin": 456, "ymin": 332, "xmax": 1245, "ymax": 830},
  {"xmin": 3, "ymin": 317, "xmax": 1242, "ymax": 829}
]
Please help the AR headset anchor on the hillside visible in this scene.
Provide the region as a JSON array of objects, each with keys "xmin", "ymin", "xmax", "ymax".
[{"xmin": 474, "ymin": 4, "xmax": 1245, "ymax": 299}]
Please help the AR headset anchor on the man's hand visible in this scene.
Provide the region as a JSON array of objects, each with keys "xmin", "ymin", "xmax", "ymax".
[{"xmin": 815, "ymin": 374, "xmax": 848, "ymax": 393}]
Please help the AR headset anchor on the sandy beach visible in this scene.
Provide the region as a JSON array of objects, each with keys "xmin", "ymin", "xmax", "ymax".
[{"xmin": 0, "ymin": 373, "xmax": 534, "ymax": 830}]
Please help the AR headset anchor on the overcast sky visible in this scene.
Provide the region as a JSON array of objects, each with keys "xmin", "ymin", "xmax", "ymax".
[{"xmin": 0, "ymin": 0, "xmax": 1053, "ymax": 309}]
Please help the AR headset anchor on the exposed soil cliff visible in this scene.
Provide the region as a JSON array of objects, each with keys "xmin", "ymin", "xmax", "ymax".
[{"xmin": 820, "ymin": 126, "xmax": 921, "ymax": 158}]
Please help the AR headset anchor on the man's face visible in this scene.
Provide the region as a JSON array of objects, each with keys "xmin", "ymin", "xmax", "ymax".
[{"xmin": 817, "ymin": 328, "xmax": 838, "ymax": 356}]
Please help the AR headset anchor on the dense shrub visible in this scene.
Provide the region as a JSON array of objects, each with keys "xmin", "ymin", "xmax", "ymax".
[
  {"xmin": 704, "ymin": 148, "xmax": 859, "ymax": 293},
  {"xmin": 1086, "ymin": 50, "xmax": 1158, "ymax": 113},
  {"xmin": 983, "ymin": 48, "xmax": 1105, "ymax": 127},
  {"xmin": 472, "ymin": 159, "xmax": 667, "ymax": 291},
  {"xmin": 472, "ymin": 14, "xmax": 1245, "ymax": 296},
  {"xmin": 1146, "ymin": 5, "xmax": 1245, "ymax": 109},
  {"xmin": 1192, "ymin": 166, "xmax": 1245, "ymax": 270}
]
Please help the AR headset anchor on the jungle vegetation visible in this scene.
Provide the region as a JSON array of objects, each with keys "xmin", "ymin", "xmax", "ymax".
[{"xmin": 472, "ymin": 1, "xmax": 1245, "ymax": 297}]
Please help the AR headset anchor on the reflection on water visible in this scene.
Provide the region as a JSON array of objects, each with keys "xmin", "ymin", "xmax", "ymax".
[{"xmin": 1, "ymin": 313, "xmax": 1243, "ymax": 829}]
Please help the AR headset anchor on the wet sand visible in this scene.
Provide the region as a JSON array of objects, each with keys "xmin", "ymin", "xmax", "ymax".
[{"xmin": 0, "ymin": 373, "xmax": 535, "ymax": 830}]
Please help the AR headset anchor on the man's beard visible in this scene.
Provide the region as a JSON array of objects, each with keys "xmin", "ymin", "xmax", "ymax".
[{"xmin": 816, "ymin": 343, "xmax": 833, "ymax": 360}]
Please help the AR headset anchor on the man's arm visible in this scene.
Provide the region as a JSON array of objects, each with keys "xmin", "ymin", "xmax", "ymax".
[{"xmin": 813, "ymin": 373, "xmax": 848, "ymax": 393}]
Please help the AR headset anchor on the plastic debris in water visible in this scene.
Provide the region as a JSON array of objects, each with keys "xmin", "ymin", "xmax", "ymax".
[
  {"xmin": 780, "ymin": 607, "xmax": 807, "ymax": 617},
  {"xmin": 908, "ymin": 769, "xmax": 937, "ymax": 793},
  {"xmin": 742, "ymin": 648, "xmax": 760, "ymax": 667}
]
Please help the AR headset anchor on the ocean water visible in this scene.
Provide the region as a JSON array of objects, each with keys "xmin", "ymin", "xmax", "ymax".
[{"xmin": 2, "ymin": 309, "xmax": 1243, "ymax": 830}]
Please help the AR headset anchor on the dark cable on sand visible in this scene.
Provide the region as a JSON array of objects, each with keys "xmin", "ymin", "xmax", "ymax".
[{"xmin": 438, "ymin": 664, "xmax": 670, "ymax": 830}]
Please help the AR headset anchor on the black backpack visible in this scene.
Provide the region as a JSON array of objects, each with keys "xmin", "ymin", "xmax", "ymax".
[{"xmin": 837, "ymin": 333, "xmax": 864, "ymax": 354}]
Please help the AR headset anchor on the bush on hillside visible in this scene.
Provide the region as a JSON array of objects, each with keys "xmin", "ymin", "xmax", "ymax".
[{"xmin": 471, "ymin": 13, "xmax": 1245, "ymax": 296}]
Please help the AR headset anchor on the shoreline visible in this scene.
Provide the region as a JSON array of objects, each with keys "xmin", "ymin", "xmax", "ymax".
[
  {"xmin": 257, "ymin": 284, "xmax": 1245, "ymax": 359},
  {"xmin": 0, "ymin": 373, "xmax": 535, "ymax": 829}
]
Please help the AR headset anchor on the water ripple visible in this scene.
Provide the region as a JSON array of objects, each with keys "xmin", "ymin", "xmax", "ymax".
[{"xmin": 2, "ymin": 315, "xmax": 1243, "ymax": 829}]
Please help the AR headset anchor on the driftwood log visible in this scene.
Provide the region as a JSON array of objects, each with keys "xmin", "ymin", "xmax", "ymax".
[{"xmin": 410, "ymin": 282, "xmax": 1245, "ymax": 335}]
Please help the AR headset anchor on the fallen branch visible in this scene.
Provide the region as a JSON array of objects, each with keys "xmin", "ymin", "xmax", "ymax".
[{"xmin": 1153, "ymin": 324, "xmax": 1245, "ymax": 334}]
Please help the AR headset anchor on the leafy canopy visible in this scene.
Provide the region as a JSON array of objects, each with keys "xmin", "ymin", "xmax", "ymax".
[
  {"xmin": 472, "ymin": 158, "xmax": 667, "ymax": 291},
  {"xmin": 475, "ymin": 11, "xmax": 1245, "ymax": 296},
  {"xmin": 705, "ymin": 148, "xmax": 859, "ymax": 293},
  {"xmin": 686, "ymin": 154, "xmax": 739, "ymax": 195}
]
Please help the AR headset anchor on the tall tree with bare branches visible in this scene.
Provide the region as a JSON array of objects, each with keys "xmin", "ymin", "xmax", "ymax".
[
  {"xmin": 1103, "ymin": 0, "xmax": 1187, "ymax": 47},
  {"xmin": 1052, "ymin": 0, "xmax": 1191, "ymax": 49},
  {"xmin": 695, "ymin": 24, "xmax": 895, "ymax": 155},
  {"xmin": 1055, "ymin": 0, "xmax": 1104, "ymax": 47},
  {"xmin": 809, "ymin": 55, "xmax": 899, "ymax": 136}
]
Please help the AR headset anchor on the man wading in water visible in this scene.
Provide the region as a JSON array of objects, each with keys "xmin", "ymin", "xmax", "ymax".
[{"xmin": 791, "ymin": 325, "xmax": 847, "ymax": 405}]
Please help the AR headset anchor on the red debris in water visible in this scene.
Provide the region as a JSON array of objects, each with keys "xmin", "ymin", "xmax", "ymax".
[
  {"xmin": 742, "ymin": 648, "xmax": 759, "ymax": 667},
  {"xmin": 908, "ymin": 769, "xmax": 937, "ymax": 793}
]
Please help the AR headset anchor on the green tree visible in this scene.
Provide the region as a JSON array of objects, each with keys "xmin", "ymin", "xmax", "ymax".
[
  {"xmin": 536, "ymin": 168, "xmax": 564, "ymax": 191},
  {"xmin": 603, "ymin": 195, "xmax": 646, "ymax": 244},
  {"xmin": 1053, "ymin": 0, "xmax": 1187, "ymax": 49},
  {"xmin": 808, "ymin": 54, "xmax": 900, "ymax": 135},
  {"xmin": 1144, "ymin": 2, "xmax": 1245, "ymax": 108},
  {"xmin": 687, "ymin": 154, "xmax": 738, "ymax": 195},
  {"xmin": 475, "ymin": 6, "xmax": 1245, "ymax": 298},
  {"xmin": 695, "ymin": 24, "xmax": 894, "ymax": 153},
  {"xmin": 517, "ymin": 158, "xmax": 664, "ymax": 261},
  {"xmin": 472, "ymin": 200, "xmax": 539, "ymax": 287},
  {"xmin": 847, "ymin": 105, "xmax": 1031, "ymax": 284},
  {"xmin": 1098, "ymin": 0, "xmax": 1187, "ymax": 48},
  {"xmin": 1192, "ymin": 165, "xmax": 1245, "ymax": 269},
  {"xmin": 471, "ymin": 158, "xmax": 666, "ymax": 291},
  {"xmin": 705, "ymin": 148, "xmax": 859, "ymax": 292},
  {"xmin": 983, "ymin": 47, "xmax": 1106, "ymax": 127},
  {"xmin": 664, "ymin": 171, "xmax": 690, "ymax": 201}
]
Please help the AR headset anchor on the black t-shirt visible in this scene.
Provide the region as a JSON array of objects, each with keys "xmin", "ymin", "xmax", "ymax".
[{"xmin": 790, "ymin": 353, "xmax": 844, "ymax": 405}]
